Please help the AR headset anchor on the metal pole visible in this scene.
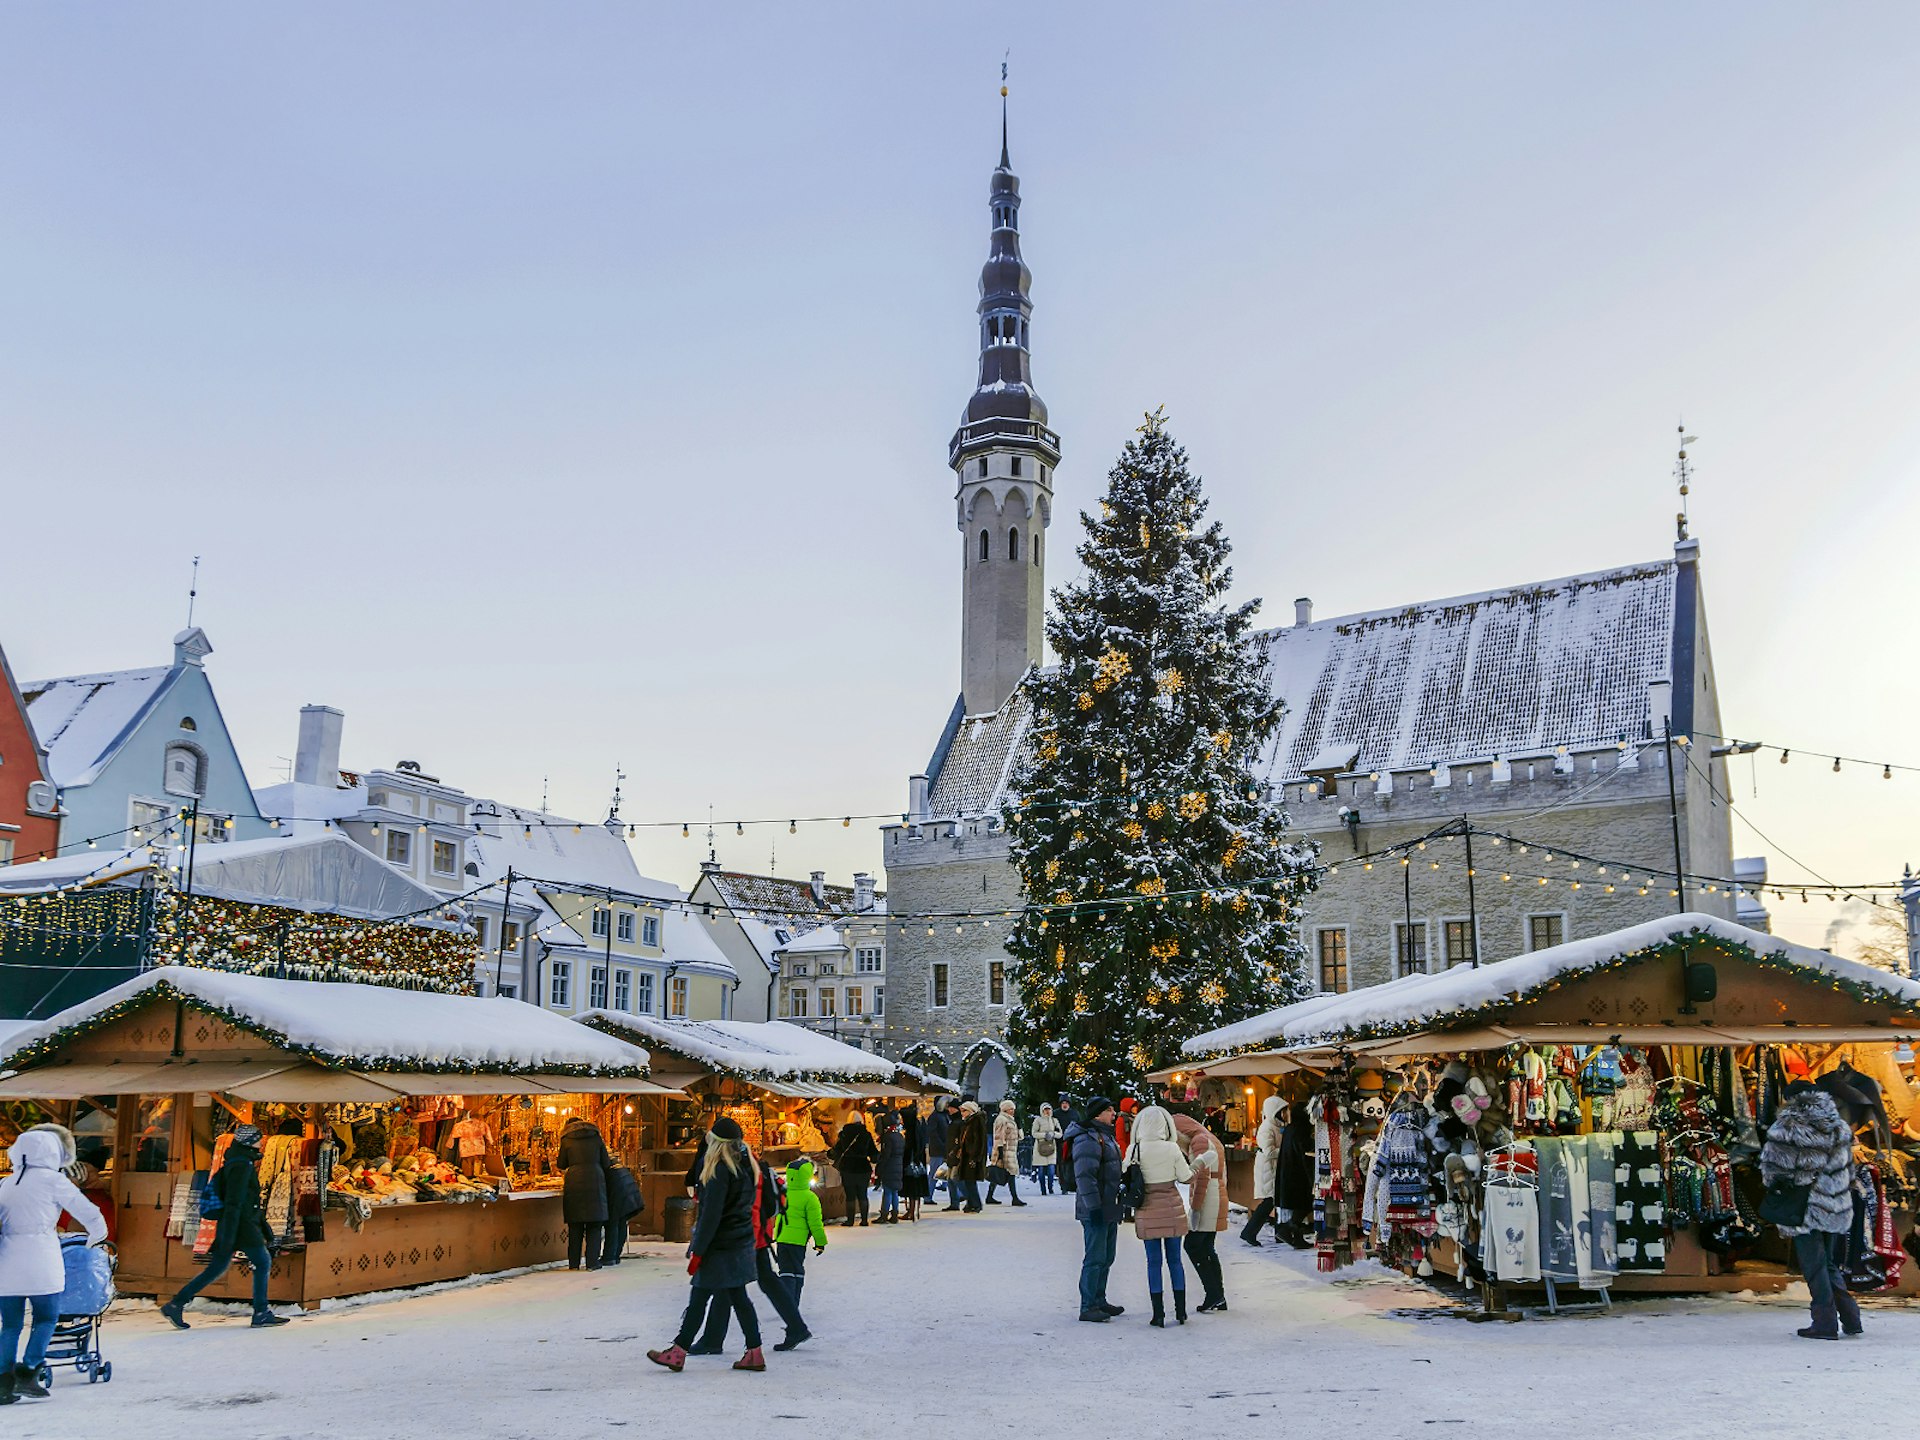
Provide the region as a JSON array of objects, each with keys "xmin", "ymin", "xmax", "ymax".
[
  {"xmin": 1663, "ymin": 718, "xmax": 1687, "ymax": 913},
  {"xmin": 1403, "ymin": 849, "xmax": 1415, "ymax": 974},
  {"xmin": 602, "ymin": 887, "xmax": 614, "ymax": 1010},
  {"xmin": 176, "ymin": 802, "xmax": 200, "ymax": 963},
  {"xmin": 1462, "ymin": 819, "xmax": 1480, "ymax": 969},
  {"xmin": 494, "ymin": 869, "xmax": 514, "ymax": 993}
]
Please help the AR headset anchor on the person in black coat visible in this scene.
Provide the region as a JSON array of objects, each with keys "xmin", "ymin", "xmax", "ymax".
[
  {"xmin": 898, "ymin": 1105, "xmax": 930, "ymax": 1220},
  {"xmin": 1275, "ymin": 1104, "xmax": 1315, "ymax": 1250},
  {"xmin": 161, "ymin": 1124, "xmax": 288, "ymax": 1329},
  {"xmin": 556, "ymin": 1118, "xmax": 611, "ymax": 1270},
  {"xmin": 829, "ymin": 1112, "xmax": 878, "ymax": 1227},
  {"xmin": 875, "ymin": 1112, "xmax": 907, "ymax": 1223},
  {"xmin": 601, "ymin": 1160, "xmax": 644, "ymax": 1267},
  {"xmin": 689, "ymin": 1147, "xmax": 812, "ymax": 1355},
  {"xmin": 648, "ymin": 1117, "xmax": 767, "ymax": 1371},
  {"xmin": 923, "ymin": 1100, "xmax": 953, "ymax": 1208}
]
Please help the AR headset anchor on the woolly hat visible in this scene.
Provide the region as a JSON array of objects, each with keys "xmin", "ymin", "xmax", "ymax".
[
  {"xmin": 1084, "ymin": 1095, "xmax": 1117, "ymax": 1121},
  {"xmin": 232, "ymin": 1123, "xmax": 265, "ymax": 1148},
  {"xmin": 999, "ymin": 1098, "xmax": 1016, "ymax": 1113},
  {"xmin": 944, "ymin": 1098, "xmax": 962, "ymax": 1111},
  {"xmin": 710, "ymin": 1116, "xmax": 744, "ymax": 1141}
]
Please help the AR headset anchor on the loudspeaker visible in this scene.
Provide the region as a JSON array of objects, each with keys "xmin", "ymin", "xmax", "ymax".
[{"xmin": 1684, "ymin": 962, "xmax": 1718, "ymax": 1004}]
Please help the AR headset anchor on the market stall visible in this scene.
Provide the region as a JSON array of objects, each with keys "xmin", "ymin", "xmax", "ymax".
[
  {"xmin": 575, "ymin": 1013, "xmax": 923, "ymax": 1223},
  {"xmin": 0, "ymin": 968, "xmax": 671, "ymax": 1306},
  {"xmin": 1179, "ymin": 914, "xmax": 1920, "ymax": 1310}
]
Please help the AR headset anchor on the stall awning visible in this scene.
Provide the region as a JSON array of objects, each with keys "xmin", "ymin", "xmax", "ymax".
[
  {"xmin": 0, "ymin": 1063, "xmax": 670, "ymax": 1102},
  {"xmin": 0, "ymin": 1062, "xmax": 190, "ymax": 1098},
  {"xmin": 1147, "ymin": 1049, "xmax": 1341, "ymax": 1081},
  {"xmin": 846, "ymin": 1082, "xmax": 920, "ymax": 1099},
  {"xmin": 759, "ymin": 1080, "xmax": 864, "ymax": 1099}
]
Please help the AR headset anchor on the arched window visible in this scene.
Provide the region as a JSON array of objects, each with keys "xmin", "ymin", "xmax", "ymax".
[
  {"xmin": 163, "ymin": 741, "xmax": 207, "ymax": 799},
  {"xmin": 1008, "ymin": 527, "xmax": 1021, "ymax": 562},
  {"xmin": 979, "ymin": 529, "xmax": 991, "ymax": 563},
  {"xmin": 178, "ymin": 716, "xmax": 197, "ymax": 732},
  {"xmin": 1033, "ymin": 531, "xmax": 1043, "ymax": 567}
]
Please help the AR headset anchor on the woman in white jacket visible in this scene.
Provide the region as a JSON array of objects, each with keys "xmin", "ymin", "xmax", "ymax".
[
  {"xmin": 1030, "ymin": 1105, "xmax": 1062, "ymax": 1195},
  {"xmin": 0, "ymin": 1128, "xmax": 107, "ymax": 1404},
  {"xmin": 1240, "ymin": 1095, "xmax": 1286, "ymax": 1247},
  {"xmin": 1125, "ymin": 1105, "xmax": 1193, "ymax": 1327}
]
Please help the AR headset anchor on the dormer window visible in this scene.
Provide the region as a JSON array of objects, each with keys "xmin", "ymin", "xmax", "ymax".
[{"xmin": 162, "ymin": 742, "xmax": 207, "ymax": 799}]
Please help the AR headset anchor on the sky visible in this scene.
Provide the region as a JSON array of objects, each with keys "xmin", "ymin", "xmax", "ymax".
[{"xmin": 3, "ymin": 4, "xmax": 1917, "ymax": 955}]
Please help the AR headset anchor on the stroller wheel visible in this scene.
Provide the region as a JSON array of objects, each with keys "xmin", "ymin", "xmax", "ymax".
[
  {"xmin": 84, "ymin": 1359, "xmax": 99, "ymax": 1383},
  {"xmin": 36, "ymin": 1363, "xmax": 52, "ymax": 1391},
  {"xmin": 98, "ymin": 1361, "xmax": 113, "ymax": 1384}
]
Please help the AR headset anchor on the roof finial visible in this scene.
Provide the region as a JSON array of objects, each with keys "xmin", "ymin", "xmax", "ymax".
[
  {"xmin": 1674, "ymin": 422, "xmax": 1698, "ymax": 542},
  {"xmin": 1000, "ymin": 52, "xmax": 1010, "ymax": 169}
]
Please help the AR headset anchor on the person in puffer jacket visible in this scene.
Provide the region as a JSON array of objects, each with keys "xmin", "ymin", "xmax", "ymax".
[
  {"xmin": 1760, "ymin": 1081, "xmax": 1861, "ymax": 1341},
  {"xmin": 1125, "ymin": 1105, "xmax": 1194, "ymax": 1328},
  {"xmin": 1240, "ymin": 1096, "xmax": 1286, "ymax": 1246}
]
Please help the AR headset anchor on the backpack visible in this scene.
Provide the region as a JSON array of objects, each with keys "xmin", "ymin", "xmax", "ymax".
[{"xmin": 1057, "ymin": 1131, "xmax": 1077, "ymax": 1193}]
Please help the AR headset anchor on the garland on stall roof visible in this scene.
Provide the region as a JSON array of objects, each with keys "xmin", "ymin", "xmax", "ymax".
[
  {"xmin": 0, "ymin": 978, "xmax": 652, "ymax": 1080},
  {"xmin": 1184, "ymin": 927, "xmax": 1920, "ymax": 1061}
]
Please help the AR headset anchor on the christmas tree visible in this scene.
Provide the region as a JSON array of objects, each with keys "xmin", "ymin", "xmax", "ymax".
[{"xmin": 1003, "ymin": 410, "xmax": 1317, "ymax": 1103}]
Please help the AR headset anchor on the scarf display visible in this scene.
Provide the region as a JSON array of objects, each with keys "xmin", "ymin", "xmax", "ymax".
[
  {"xmin": 1313, "ymin": 1091, "xmax": 1361, "ymax": 1273},
  {"xmin": 1843, "ymin": 1162, "xmax": 1906, "ymax": 1293},
  {"xmin": 1611, "ymin": 1130, "xmax": 1667, "ymax": 1271}
]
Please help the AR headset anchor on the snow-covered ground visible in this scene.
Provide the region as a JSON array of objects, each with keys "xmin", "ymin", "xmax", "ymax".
[{"xmin": 8, "ymin": 1191, "xmax": 1915, "ymax": 1440}]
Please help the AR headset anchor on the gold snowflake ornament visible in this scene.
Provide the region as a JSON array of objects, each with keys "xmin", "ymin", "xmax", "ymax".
[{"xmin": 1156, "ymin": 668, "xmax": 1185, "ymax": 696}]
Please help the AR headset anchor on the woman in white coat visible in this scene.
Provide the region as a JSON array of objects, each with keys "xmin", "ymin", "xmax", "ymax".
[
  {"xmin": 1030, "ymin": 1104, "xmax": 1063, "ymax": 1195},
  {"xmin": 1239, "ymin": 1096, "xmax": 1286, "ymax": 1247},
  {"xmin": 1125, "ymin": 1105, "xmax": 1193, "ymax": 1327},
  {"xmin": 0, "ymin": 1128, "xmax": 107, "ymax": 1404}
]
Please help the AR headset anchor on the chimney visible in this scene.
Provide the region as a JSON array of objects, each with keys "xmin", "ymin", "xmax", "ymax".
[
  {"xmin": 852, "ymin": 872, "xmax": 876, "ymax": 912},
  {"xmin": 809, "ymin": 871, "xmax": 827, "ymax": 907},
  {"xmin": 1646, "ymin": 680, "xmax": 1673, "ymax": 740},
  {"xmin": 1293, "ymin": 598, "xmax": 1313, "ymax": 627},
  {"xmin": 908, "ymin": 773, "xmax": 930, "ymax": 821},
  {"xmin": 294, "ymin": 705, "xmax": 345, "ymax": 787}
]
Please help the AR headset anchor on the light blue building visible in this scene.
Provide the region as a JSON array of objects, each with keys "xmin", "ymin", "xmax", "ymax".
[{"xmin": 22, "ymin": 628, "xmax": 268, "ymax": 858}]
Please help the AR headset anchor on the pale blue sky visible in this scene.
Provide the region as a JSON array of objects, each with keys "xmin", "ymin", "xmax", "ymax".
[{"xmin": 5, "ymin": 4, "xmax": 1917, "ymax": 951}]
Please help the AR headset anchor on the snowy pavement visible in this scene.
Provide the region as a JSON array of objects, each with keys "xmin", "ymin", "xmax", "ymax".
[{"xmin": 8, "ymin": 1190, "xmax": 1916, "ymax": 1440}]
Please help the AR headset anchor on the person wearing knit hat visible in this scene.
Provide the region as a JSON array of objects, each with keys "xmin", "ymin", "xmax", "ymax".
[
  {"xmin": 1067, "ymin": 1098, "xmax": 1124, "ymax": 1322},
  {"xmin": 160, "ymin": 1123, "xmax": 286, "ymax": 1331},
  {"xmin": 650, "ymin": 1119, "xmax": 770, "ymax": 1371}
]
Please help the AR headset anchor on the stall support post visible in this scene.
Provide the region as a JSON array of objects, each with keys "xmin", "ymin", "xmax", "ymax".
[
  {"xmin": 1663, "ymin": 718, "xmax": 1687, "ymax": 913},
  {"xmin": 1461, "ymin": 821, "xmax": 1481, "ymax": 969}
]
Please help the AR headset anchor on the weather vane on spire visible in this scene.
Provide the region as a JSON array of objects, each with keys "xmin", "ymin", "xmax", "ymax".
[
  {"xmin": 1674, "ymin": 424, "xmax": 1698, "ymax": 541},
  {"xmin": 1000, "ymin": 51, "xmax": 1011, "ymax": 166}
]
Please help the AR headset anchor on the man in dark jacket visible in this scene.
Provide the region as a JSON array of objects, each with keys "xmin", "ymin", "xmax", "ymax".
[
  {"xmin": 160, "ymin": 1124, "xmax": 288, "ymax": 1329},
  {"xmin": 1068, "ymin": 1098, "xmax": 1124, "ymax": 1323},
  {"xmin": 930, "ymin": 1100, "xmax": 960, "ymax": 1209}
]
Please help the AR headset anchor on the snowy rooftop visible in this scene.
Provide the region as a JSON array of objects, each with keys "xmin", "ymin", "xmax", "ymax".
[
  {"xmin": 1183, "ymin": 913, "xmax": 1920, "ymax": 1055},
  {"xmin": 1256, "ymin": 559, "xmax": 1677, "ymax": 779},
  {"xmin": 22, "ymin": 665, "xmax": 176, "ymax": 788},
  {"xmin": 575, "ymin": 1014, "xmax": 894, "ymax": 1082},
  {"xmin": 0, "ymin": 968, "xmax": 653, "ymax": 1076},
  {"xmin": 925, "ymin": 684, "xmax": 1036, "ymax": 819},
  {"xmin": 704, "ymin": 871, "xmax": 884, "ymax": 933}
]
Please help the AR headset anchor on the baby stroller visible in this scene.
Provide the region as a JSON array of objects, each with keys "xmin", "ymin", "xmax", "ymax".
[{"xmin": 30, "ymin": 1235, "xmax": 116, "ymax": 1388}]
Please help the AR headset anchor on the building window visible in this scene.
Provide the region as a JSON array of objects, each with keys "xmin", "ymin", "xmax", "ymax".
[
  {"xmin": 1034, "ymin": 532, "xmax": 1041, "ymax": 567},
  {"xmin": 193, "ymin": 811, "xmax": 232, "ymax": 844},
  {"xmin": 1008, "ymin": 527, "xmax": 1020, "ymax": 562},
  {"xmin": 930, "ymin": 963, "xmax": 949, "ymax": 1009},
  {"xmin": 0, "ymin": 838, "xmax": 12, "ymax": 864},
  {"xmin": 501, "ymin": 921, "xmax": 522, "ymax": 952},
  {"xmin": 550, "ymin": 960, "xmax": 572, "ymax": 1008},
  {"xmin": 590, "ymin": 907, "xmax": 610, "ymax": 938},
  {"xmin": 473, "ymin": 915, "xmax": 490, "ymax": 948},
  {"xmin": 589, "ymin": 967, "xmax": 608, "ymax": 1010},
  {"xmin": 855, "ymin": 946, "xmax": 883, "ymax": 973},
  {"xmin": 819, "ymin": 988, "xmax": 838, "ymax": 1017},
  {"xmin": 1010, "ymin": 455, "xmax": 1022, "ymax": 477},
  {"xmin": 789, "ymin": 988, "xmax": 808, "ymax": 1019},
  {"xmin": 1445, "ymin": 920, "xmax": 1476, "ymax": 968},
  {"xmin": 978, "ymin": 457, "xmax": 988, "ymax": 479},
  {"xmin": 1528, "ymin": 914, "xmax": 1565, "ymax": 952},
  {"xmin": 613, "ymin": 968, "xmax": 632, "ymax": 1011},
  {"xmin": 1394, "ymin": 921, "xmax": 1428, "ymax": 977},
  {"xmin": 498, "ymin": 984, "xmax": 516, "ymax": 1000},
  {"xmin": 129, "ymin": 799, "xmax": 172, "ymax": 839},
  {"xmin": 789, "ymin": 961, "xmax": 809, "ymax": 977},
  {"xmin": 668, "ymin": 976, "xmax": 688, "ymax": 1018},
  {"xmin": 846, "ymin": 985, "xmax": 864, "ymax": 1016},
  {"xmin": 979, "ymin": 528, "xmax": 991, "ymax": 562},
  {"xmin": 178, "ymin": 716, "xmax": 197, "ymax": 731},
  {"xmin": 874, "ymin": 986, "xmax": 884, "ymax": 1017},
  {"xmin": 431, "ymin": 839, "xmax": 457, "ymax": 875},
  {"xmin": 643, "ymin": 915, "xmax": 660, "ymax": 947},
  {"xmin": 1317, "ymin": 929, "xmax": 1349, "ymax": 993},
  {"xmin": 163, "ymin": 742, "xmax": 207, "ymax": 799},
  {"xmin": 385, "ymin": 829, "xmax": 412, "ymax": 866},
  {"xmin": 617, "ymin": 912, "xmax": 635, "ymax": 943},
  {"xmin": 634, "ymin": 971, "xmax": 655, "ymax": 1014},
  {"xmin": 987, "ymin": 960, "xmax": 1006, "ymax": 1006}
]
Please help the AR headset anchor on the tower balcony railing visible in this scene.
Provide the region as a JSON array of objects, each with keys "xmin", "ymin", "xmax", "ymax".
[{"xmin": 949, "ymin": 417, "xmax": 1062, "ymax": 467}]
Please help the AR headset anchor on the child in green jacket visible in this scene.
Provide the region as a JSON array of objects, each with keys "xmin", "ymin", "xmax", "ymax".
[{"xmin": 774, "ymin": 1158, "xmax": 828, "ymax": 1304}]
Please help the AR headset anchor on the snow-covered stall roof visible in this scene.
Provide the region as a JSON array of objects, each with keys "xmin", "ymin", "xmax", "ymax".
[
  {"xmin": 892, "ymin": 1061, "xmax": 962, "ymax": 1096},
  {"xmin": 22, "ymin": 666, "xmax": 175, "ymax": 788},
  {"xmin": 0, "ymin": 847, "xmax": 155, "ymax": 892},
  {"xmin": 576, "ymin": 1014, "xmax": 894, "ymax": 1083},
  {"xmin": 1183, "ymin": 913, "xmax": 1920, "ymax": 1055},
  {"xmin": 1256, "ymin": 559, "xmax": 1677, "ymax": 780},
  {"xmin": 0, "ymin": 968, "xmax": 653, "ymax": 1077}
]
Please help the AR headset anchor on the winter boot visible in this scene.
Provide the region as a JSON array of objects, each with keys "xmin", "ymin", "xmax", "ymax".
[
  {"xmin": 772, "ymin": 1328, "xmax": 812, "ymax": 1352},
  {"xmin": 1836, "ymin": 1289, "xmax": 1863, "ymax": 1338},
  {"xmin": 1077, "ymin": 1307, "xmax": 1110, "ymax": 1322},
  {"xmin": 1099, "ymin": 1300, "xmax": 1125, "ymax": 1316},
  {"xmin": 251, "ymin": 1312, "xmax": 290, "ymax": 1328},
  {"xmin": 1173, "ymin": 1290, "xmax": 1187, "ymax": 1325},
  {"xmin": 160, "ymin": 1301, "xmax": 190, "ymax": 1330},
  {"xmin": 733, "ymin": 1347, "xmax": 767, "ymax": 1372},
  {"xmin": 1149, "ymin": 1292, "xmax": 1166, "ymax": 1328},
  {"xmin": 0, "ymin": 1370, "xmax": 15, "ymax": 1405},
  {"xmin": 647, "ymin": 1345, "xmax": 688, "ymax": 1372},
  {"xmin": 11, "ymin": 1366, "xmax": 48, "ymax": 1398},
  {"xmin": 1797, "ymin": 1302, "xmax": 1839, "ymax": 1341}
]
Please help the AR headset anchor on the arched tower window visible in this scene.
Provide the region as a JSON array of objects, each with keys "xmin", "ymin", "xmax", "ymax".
[
  {"xmin": 1008, "ymin": 527, "xmax": 1021, "ymax": 562},
  {"xmin": 1034, "ymin": 532, "xmax": 1043, "ymax": 567},
  {"xmin": 979, "ymin": 529, "xmax": 991, "ymax": 563}
]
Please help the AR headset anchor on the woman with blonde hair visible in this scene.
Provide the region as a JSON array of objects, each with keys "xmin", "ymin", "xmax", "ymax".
[
  {"xmin": 1172, "ymin": 1113, "xmax": 1229, "ymax": 1313},
  {"xmin": 649, "ymin": 1117, "xmax": 767, "ymax": 1372},
  {"xmin": 1125, "ymin": 1104, "xmax": 1192, "ymax": 1327},
  {"xmin": 985, "ymin": 1099, "xmax": 1026, "ymax": 1207}
]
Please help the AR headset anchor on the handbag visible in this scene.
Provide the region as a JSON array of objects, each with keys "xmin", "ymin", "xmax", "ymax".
[
  {"xmin": 1121, "ymin": 1160, "xmax": 1148, "ymax": 1212},
  {"xmin": 986, "ymin": 1164, "xmax": 1011, "ymax": 1186},
  {"xmin": 1758, "ymin": 1177, "xmax": 1812, "ymax": 1229},
  {"xmin": 905, "ymin": 1161, "xmax": 927, "ymax": 1180}
]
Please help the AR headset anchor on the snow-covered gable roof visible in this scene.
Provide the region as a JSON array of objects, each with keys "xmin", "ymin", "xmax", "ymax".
[
  {"xmin": 0, "ymin": 968, "xmax": 653, "ymax": 1076},
  {"xmin": 704, "ymin": 871, "xmax": 883, "ymax": 935},
  {"xmin": 656, "ymin": 904, "xmax": 739, "ymax": 980},
  {"xmin": 1257, "ymin": 559, "xmax": 1676, "ymax": 780},
  {"xmin": 575, "ymin": 1014, "xmax": 894, "ymax": 1081},
  {"xmin": 925, "ymin": 684, "xmax": 1036, "ymax": 819},
  {"xmin": 1183, "ymin": 913, "xmax": 1920, "ymax": 1055},
  {"xmin": 23, "ymin": 666, "xmax": 175, "ymax": 788},
  {"xmin": 778, "ymin": 924, "xmax": 852, "ymax": 957},
  {"xmin": 252, "ymin": 776, "xmax": 366, "ymax": 831}
]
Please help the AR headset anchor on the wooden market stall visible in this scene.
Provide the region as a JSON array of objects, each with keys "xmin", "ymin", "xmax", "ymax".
[
  {"xmin": 575, "ymin": 1013, "xmax": 930, "ymax": 1224},
  {"xmin": 0, "ymin": 968, "xmax": 674, "ymax": 1306},
  {"xmin": 1178, "ymin": 914, "xmax": 1920, "ymax": 1309}
]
